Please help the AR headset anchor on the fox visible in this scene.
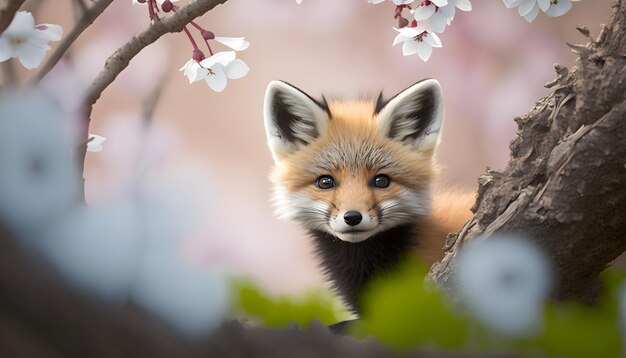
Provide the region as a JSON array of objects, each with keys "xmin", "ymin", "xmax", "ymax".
[{"xmin": 263, "ymin": 79, "xmax": 474, "ymax": 313}]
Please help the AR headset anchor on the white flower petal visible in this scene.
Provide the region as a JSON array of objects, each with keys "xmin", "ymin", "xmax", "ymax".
[
  {"xmin": 15, "ymin": 41, "xmax": 46, "ymax": 69},
  {"xmin": 225, "ymin": 59, "xmax": 249, "ymax": 80},
  {"xmin": 518, "ymin": 0, "xmax": 537, "ymax": 16},
  {"xmin": 392, "ymin": 33, "xmax": 411, "ymax": 46},
  {"xmin": 544, "ymin": 0, "xmax": 573, "ymax": 17},
  {"xmin": 4, "ymin": 11, "xmax": 35, "ymax": 38},
  {"xmin": 402, "ymin": 40, "xmax": 420, "ymax": 56},
  {"xmin": 34, "ymin": 24, "xmax": 64, "ymax": 42},
  {"xmin": 537, "ymin": 0, "xmax": 551, "ymax": 11},
  {"xmin": 522, "ymin": 3, "xmax": 540, "ymax": 22},
  {"xmin": 424, "ymin": 31, "xmax": 442, "ymax": 48},
  {"xmin": 214, "ymin": 36, "xmax": 250, "ymax": 51},
  {"xmin": 431, "ymin": 0, "xmax": 448, "ymax": 6},
  {"xmin": 455, "ymin": 0, "xmax": 472, "ymax": 11},
  {"xmin": 413, "ymin": 4, "xmax": 436, "ymax": 21},
  {"xmin": 368, "ymin": 0, "xmax": 386, "ymax": 3},
  {"xmin": 416, "ymin": 42, "xmax": 433, "ymax": 61},
  {"xmin": 199, "ymin": 51, "xmax": 236, "ymax": 68},
  {"xmin": 205, "ymin": 67, "xmax": 228, "ymax": 92},
  {"xmin": 503, "ymin": 0, "xmax": 523, "ymax": 7}
]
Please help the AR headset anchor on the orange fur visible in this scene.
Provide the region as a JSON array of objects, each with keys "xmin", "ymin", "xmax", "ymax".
[{"xmin": 271, "ymin": 99, "xmax": 474, "ymax": 262}]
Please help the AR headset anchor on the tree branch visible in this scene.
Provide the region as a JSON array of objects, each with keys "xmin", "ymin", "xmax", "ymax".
[
  {"xmin": 31, "ymin": 0, "xmax": 114, "ymax": 84},
  {"xmin": 0, "ymin": 0, "xmax": 26, "ymax": 34},
  {"xmin": 76, "ymin": 0, "xmax": 228, "ymax": 200},
  {"xmin": 429, "ymin": 0, "xmax": 626, "ymax": 302}
]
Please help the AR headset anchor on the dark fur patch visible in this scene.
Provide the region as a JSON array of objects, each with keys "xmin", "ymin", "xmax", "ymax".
[
  {"xmin": 387, "ymin": 87, "xmax": 436, "ymax": 142},
  {"xmin": 310, "ymin": 225, "xmax": 417, "ymax": 314},
  {"xmin": 270, "ymin": 82, "xmax": 331, "ymax": 145},
  {"xmin": 374, "ymin": 91, "xmax": 386, "ymax": 114}
]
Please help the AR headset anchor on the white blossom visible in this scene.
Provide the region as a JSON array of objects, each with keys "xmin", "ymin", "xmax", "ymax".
[
  {"xmin": 0, "ymin": 11, "xmax": 63, "ymax": 69},
  {"xmin": 503, "ymin": 0, "xmax": 580, "ymax": 22},
  {"xmin": 392, "ymin": 26, "xmax": 442, "ymax": 61},
  {"xmin": 456, "ymin": 235, "xmax": 552, "ymax": 337},
  {"xmin": 198, "ymin": 51, "xmax": 249, "ymax": 92},
  {"xmin": 87, "ymin": 133, "xmax": 106, "ymax": 152},
  {"xmin": 214, "ymin": 36, "xmax": 250, "ymax": 51},
  {"xmin": 544, "ymin": 0, "xmax": 581, "ymax": 17},
  {"xmin": 0, "ymin": 91, "xmax": 78, "ymax": 236},
  {"xmin": 296, "ymin": 0, "xmax": 303, "ymax": 3},
  {"xmin": 179, "ymin": 58, "xmax": 209, "ymax": 84},
  {"xmin": 412, "ymin": 2, "xmax": 451, "ymax": 33}
]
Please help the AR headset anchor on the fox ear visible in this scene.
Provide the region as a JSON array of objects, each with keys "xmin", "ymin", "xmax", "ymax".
[
  {"xmin": 376, "ymin": 79, "xmax": 444, "ymax": 153},
  {"xmin": 264, "ymin": 81, "xmax": 330, "ymax": 161}
]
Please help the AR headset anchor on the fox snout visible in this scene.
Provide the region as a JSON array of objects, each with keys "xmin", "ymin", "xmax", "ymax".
[{"xmin": 343, "ymin": 211, "xmax": 362, "ymax": 226}]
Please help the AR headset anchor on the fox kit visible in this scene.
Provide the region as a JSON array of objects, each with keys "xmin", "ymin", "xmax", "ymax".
[{"xmin": 263, "ymin": 79, "xmax": 473, "ymax": 312}]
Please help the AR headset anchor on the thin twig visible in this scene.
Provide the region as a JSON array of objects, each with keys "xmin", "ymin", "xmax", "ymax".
[
  {"xmin": 31, "ymin": 0, "xmax": 114, "ymax": 84},
  {"xmin": 0, "ymin": 0, "xmax": 26, "ymax": 34}
]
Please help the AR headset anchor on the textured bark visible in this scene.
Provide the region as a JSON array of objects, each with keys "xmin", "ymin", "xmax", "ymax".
[{"xmin": 428, "ymin": 0, "xmax": 626, "ymax": 302}]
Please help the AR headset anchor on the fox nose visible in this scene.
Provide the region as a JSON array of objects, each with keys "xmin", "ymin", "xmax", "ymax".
[{"xmin": 343, "ymin": 211, "xmax": 363, "ymax": 226}]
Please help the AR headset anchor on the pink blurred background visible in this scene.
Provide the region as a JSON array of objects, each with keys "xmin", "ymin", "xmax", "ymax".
[{"xmin": 3, "ymin": 0, "xmax": 611, "ymax": 295}]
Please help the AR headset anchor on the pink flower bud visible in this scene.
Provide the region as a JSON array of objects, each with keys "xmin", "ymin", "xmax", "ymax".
[
  {"xmin": 192, "ymin": 49, "xmax": 205, "ymax": 62},
  {"xmin": 201, "ymin": 30, "xmax": 215, "ymax": 40},
  {"xmin": 161, "ymin": 0, "xmax": 174, "ymax": 12}
]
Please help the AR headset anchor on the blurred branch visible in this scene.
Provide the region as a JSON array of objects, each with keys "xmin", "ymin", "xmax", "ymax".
[
  {"xmin": 76, "ymin": 0, "xmax": 229, "ymax": 200},
  {"xmin": 31, "ymin": 0, "xmax": 114, "ymax": 84},
  {"xmin": 1, "ymin": 60, "xmax": 17, "ymax": 88},
  {"xmin": 0, "ymin": 0, "xmax": 26, "ymax": 34},
  {"xmin": 142, "ymin": 70, "xmax": 170, "ymax": 125},
  {"xmin": 429, "ymin": 0, "xmax": 626, "ymax": 302}
]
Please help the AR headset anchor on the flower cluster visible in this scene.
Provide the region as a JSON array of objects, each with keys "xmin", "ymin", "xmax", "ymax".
[
  {"xmin": 366, "ymin": 0, "xmax": 471, "ymax": 61},
  {"xmin": 503, "ymin": 0, "xmax": 582, "ymax": 22},
  {"xmin": 361, "ymin": 0, "xmax": 582, "ymax": 61},
  {"xmin": 133, "ymin": 0, "xmax": 249, "ymax": 92},
  {"xmin": 0, "ymin": 11, "xmax": 63, "ymax": 70}
]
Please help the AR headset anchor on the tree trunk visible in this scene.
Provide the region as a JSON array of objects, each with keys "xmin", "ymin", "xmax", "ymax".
[{"xmin": 428, "ymin": 0, "xmax": 626, "ymax": 302}]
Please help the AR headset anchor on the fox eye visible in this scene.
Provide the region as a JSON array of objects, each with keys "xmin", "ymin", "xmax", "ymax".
[
  {"xmin": 316, "ymin": 175, "xmax": 336, "ymax": 190},
  {"xmin": 373, "ymin": 174, "xmax": 391, "ymax": 188}
]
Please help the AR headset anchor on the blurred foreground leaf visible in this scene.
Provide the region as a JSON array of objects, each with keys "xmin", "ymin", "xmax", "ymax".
[
  {"xmin": 232, "ymin": 279, "xmax": 350, "ymax": 328},
  {"xmin": 351, "ymin": 259, "xmax": 469, "ymax": 350}
]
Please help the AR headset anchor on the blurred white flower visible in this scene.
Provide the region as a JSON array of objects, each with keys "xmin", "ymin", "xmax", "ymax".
[
  {"xmin": 0, "ymin": 11, "xmax": 63, "ymax": 69},
  {"xmin": 131, "ymin": 243, "xmax": 230, "ymax": 337},
  {"xmin": 87, "ymin": 133, "xmax": 106, "ymax": 152},
  {"xmin": 456, "ymin": 235, "xmax": 551, "ymax": 337},
  {"xmin": 296, "ymin": 0, "xmax": 303, "ymax": 3},
  {"xmin": 41, "ymin": 203, "xmax": 141, "ymax": 303},
  {"xmin": 0, "ymin": 91, "xmax": 78, "ymax": 236},
  {"xmin": 214, "ymin": 36, "xmax": 250, "ymax": 51},
  {"xmin": 198, "ymin": 51, "xmax": 249, "ymax": 92},
  {"xmin": 393, "ymin": 26, "xmax": 442, "ymax": 61},
  {"xmin": 179, "ymin": 58, "xmax": 209, "ymax": 84}
]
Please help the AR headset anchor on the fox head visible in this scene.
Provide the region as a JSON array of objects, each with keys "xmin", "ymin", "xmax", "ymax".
[{"xmin": 264, "ymin": 80, "xmax": 444, "ymax": 243}]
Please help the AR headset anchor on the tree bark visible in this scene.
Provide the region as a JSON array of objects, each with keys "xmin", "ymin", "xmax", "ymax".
[{"xmin": 428, "ymin": 0, "xmax": 626, "ymax": 302}]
